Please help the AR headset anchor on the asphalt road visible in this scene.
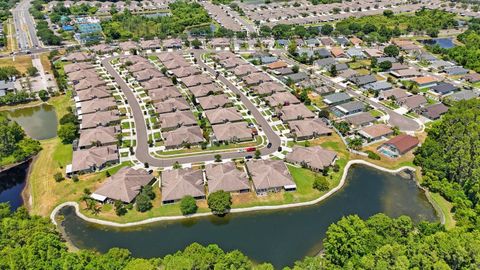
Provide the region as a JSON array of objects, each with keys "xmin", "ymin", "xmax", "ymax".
[
  {"xmin": 101, "ymin": 51, "xmax": 281, "ymax": 167},
  {"xmin": 272, "ymin": 50, "xmax": 420, "ymax": 132},
  {"xmin": 12, "ymin": 0, "xmax": 41, "ymax": 51}
]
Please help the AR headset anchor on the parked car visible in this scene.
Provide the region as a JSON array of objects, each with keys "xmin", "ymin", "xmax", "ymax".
[
  {"xmin": 267, "ymin": 143, "xmax": 272, "ymax": 148},
  {"xmin": 246, "ymin": 147, "xmax": 256, "ymax": 152}
]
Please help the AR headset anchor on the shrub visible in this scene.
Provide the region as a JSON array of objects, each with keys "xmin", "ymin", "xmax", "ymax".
[
  {"xmin": 313, "ymin": 176, "xmax": 329, "ymax": 191},
  {"xmin": 366, "ymin": 150, "xmax": 381, "ymax": 160},
  {"xmin": 180, "ymin": 196, "xmax": 198, "ymax": 215},
  {"xmin": 54, "ymin": 172, "xmax": 64, "ymax": 182}
]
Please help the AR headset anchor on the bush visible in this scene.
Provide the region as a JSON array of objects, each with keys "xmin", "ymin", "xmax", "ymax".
[
  {"xmin": 180, "ymin": 196, "xmax": 198, "ymax": 215},
  {"xmin": 207, "ymin": 190, "xmax": 231, "ymax": 215},
  {"xmin": 58, "ymin": 123, "xmax": 78, "ymax": 144},
  {"xmin": 38, "ymin": 90, "xmax": 49, "ymax": 101},
  {"xmin": 54, "ymin": 172, "xmax": 64, "ymax": 182},
  {"xmin": 366, "ymin": 150, "xmax": 381, "ymax": 160},
  {"xmin": 71, "ymin": 175, "xmax": 79, "ymax": 182},
  {"xmin": 135, "ymin": 193, "xmax": 152, "ymax": 212},
  {"xmin": 114, "ymin": 200, "xmax": 127, "ymax": 216},
  {"xmin": 313, "ymin": 176, "xmax": 329, "ymax": 191}
]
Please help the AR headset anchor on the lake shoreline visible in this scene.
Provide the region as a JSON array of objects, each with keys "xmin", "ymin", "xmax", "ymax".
[{"xmin": 51, "ymin": 159, "xmax": 437, "ymax": 228}]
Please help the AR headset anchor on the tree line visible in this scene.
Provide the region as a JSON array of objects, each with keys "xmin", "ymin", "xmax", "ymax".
[
  {"xmin": 101, "ymin": 1, "xmax": 211, "ymax": 40},
  {"xmin": 0, "ymin": 116, "xmax": 41, "ymax": 166}
]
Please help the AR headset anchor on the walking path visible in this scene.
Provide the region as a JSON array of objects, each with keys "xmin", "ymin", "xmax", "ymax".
[{"xmin": 50, "ymin": 159, "xmax": 429, "ymax": 228}]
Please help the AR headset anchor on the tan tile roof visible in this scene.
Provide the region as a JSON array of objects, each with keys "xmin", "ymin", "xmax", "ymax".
[
  {"xmin": 81, "ymin": 110, "xmax": 120, "ymax": 129},
  {"xmin": 197, "ymin": 94, "xmax": 231, "ymax": 110},
  {"xmin": 264, "ymin": 91, "xmax": 300, "ymax": 107},
  {"xmin": 358, "ymin": 124, "xmax": 393, "ymax": 139},
  {"xmin": 154, "ymin": 97, "xmax": 190, "ymax": 114},
  {"xmin": 188, "ymin": 83, "xmax": 223, "ymax": 98},
  {"xmin": 76, "ymin": 86, "xmax": 111, "ymax": 102},
  {"xmin": 278, "ymin": 104, "xmax": 316, "ymax": 122},
  {"xmin": 147, "ymin": 87, "xmax": 182, "ymax": 102},
  {"xmin": 79, "ymin": 97, "xmax": 116, "ymax": 115}
]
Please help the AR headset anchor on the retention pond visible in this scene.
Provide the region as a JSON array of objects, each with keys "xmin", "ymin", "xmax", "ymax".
[{"xmin": 59, "ymin": 165, "xmax": 438, "ymax": 268}]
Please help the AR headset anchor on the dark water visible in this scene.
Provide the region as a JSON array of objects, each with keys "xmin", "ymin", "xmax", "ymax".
[
  {"xmin": 59, "ymin": 165, "xmax": 437, "ymax": 268},
  {"xmin": 423, "ymin": 38, "xmax": 456, "ymax": 49},
  {"xmin": 7, "ymin": 104, "xmax": 58, "ymax": 140},
  {"xmin": 0, "ymin": 162, "xmax": 30, "ymax": 210}
]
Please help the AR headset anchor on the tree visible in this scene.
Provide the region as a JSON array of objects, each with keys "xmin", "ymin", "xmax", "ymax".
[
  {"xmin": 292, "ymin": 65, "xmax": 300, "ymax": 73},
  {"xmin": 180, "ymin": 195, "xmax": 198, "ymax": 215},
  {"xmin": 207, "ymin": 190, "xmax": 232, "ymax": 215},
  {"xmin": 27, "ymin": 66, "xmax": 38, "ymax": 76},
  {"xmin": 214, "ymin": 154, "xmax": 222, "ymax": 162},
  {"xmin": 287, "ymin": 40, "xmax": 297, "ymax": 56},
  {"xmin": 329, "ymin": 64, "xmax": 337, "ymax": 77},
  {"xmin": 254, "ymin": 149, "xmax": 261, "ymax": 159},
  {"xmin": 313, "ymin": 176, "xmax": 329, "ymax": 191},
  {"xmin": 114, "ymin": 200, "xmax": 127, "ymax": 216},
  {"xmin": 378, "ymin": 60, "xmax": 392, "ymax": 71},
  {"xmin": 321, "ymin": 24, "xmax": 333, "ymax": 35},
  {"xmin": 347, "ymin": 137, "xmax": 363, "ymax": 150},
  {"xmin": 318, "ymin": 109, "xmax": 329, "ymax": 119},
  {"xmin": 383, "ymin": 45, "xmax": 400, "ymax": 57},
  {"xmin": 58, "ymin": 123, "xmax": 78, "ymax": 144},
  {"xmin": 38, "ymin": 89, "xmax": 49, "ymax": 101},
  {"xmin": 141, "ymin": 185, "xmax": 155, "ymax": 200},
  {"xmin": 135, "ymin": 193, "xmax": 152, "ymax": 212},
  {"xmin": 383, "ymin": 9, "xmax": 394, "ymax": 17},
  {"xmin": 191, "ymin": 38, "xmax": 202, "ymax": 49}
]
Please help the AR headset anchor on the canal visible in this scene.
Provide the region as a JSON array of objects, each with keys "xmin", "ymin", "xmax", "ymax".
[
  {"xmin": 59, "ymin": 165, "xmax": 438, "ymax": 268},
  {"xmin": 6, "ymin": 103, "xmax": 58, "ymax": 140}
]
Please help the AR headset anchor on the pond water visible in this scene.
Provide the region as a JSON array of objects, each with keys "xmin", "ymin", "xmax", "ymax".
[
  {"xmin": 0, "ymin": 161, "xmax": 30, "ymax": 210},
  {"xmin": 6, "ymin": 104, "xmax": 58, "ymax": 140},
  {"xmin": 423, "ymin": 38, "xmax": 456, "ymax": 49},
  {"xmin": 59, "ymin": 165, "xmax": 438, "ymax": 268}
]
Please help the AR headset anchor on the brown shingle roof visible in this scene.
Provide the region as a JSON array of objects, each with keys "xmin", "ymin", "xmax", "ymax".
[
  {"xmin": 383, "ymin": 134, "xmax": 419, "ymax": 154},
  {"xmin": 286, "ymin": 146, "xmax": 337, "ymax": 171},
  {"xmin": 205, "ymin": 162, "xmax": 250, "ymax": 193},
  {"xmin": 161, "ymin": 168, "xmax": 205, "ymax": 202},
  {"xmin": 94, "ymin": 167, "xmax": 154, "ymax": 203},
  {"xmin": 246, "ymin": 160, "xmax": 296, "ymax": 191}
]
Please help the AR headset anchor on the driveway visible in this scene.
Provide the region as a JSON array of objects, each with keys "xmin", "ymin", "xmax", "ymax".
[{"xmin": 101, "ymin": 52, "xmax": 281, "ymax": 167}]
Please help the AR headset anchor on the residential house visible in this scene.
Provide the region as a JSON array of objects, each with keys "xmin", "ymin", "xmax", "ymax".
[
  {"xmin": 205, "ymin": 107, "xmax": 243, "ymax": 125},
  {"xmin": 161, "ymin": 168, "xmax": 205, "ymax": 204},
  {"xmin": 349, "ymin": 74, "xmax": 377, "ymax": 86},
  {"xmin": 163, "ymin": 126, "xmax": 205, "ymax": 149},
  {"xmin": 363, "ymin": 81, "xmax": 392, "ymax": 92},
  {"xmin": 80, "ymin": 110, "xmax": 120, "ymax": 129},
  {"xmin": 159, "ymin": 110, "xmax": 197, "ymax": 130},
  {"xmin": 69, "ymin": 146, "xmax": 118, "ymax": 175},
  {"xmin": 205, "ymin": 162, "xmax": 250, "ymax": 193},
  {"xmin": 288, "ymin": 118, "xmax": 332, "ymax": 141},
  {"xmin": 212, "ymin": 122, "xmax": 253, "ymax": 143},
  {"xmin": 197, "ymin": 94, "xmax": 231, "ymax": 110},
  {"xmin": 358, "ymin": 124, "xmax": 393, "ymax": 141},
  {"xmin": 397, "ymin": 95, "xmax": 427, "ymax": 111},
  {"xmin": 378, "ymin": 134, "xmax": 419, "ymax": 157},
  {"xmin": 323, "ymin": 92, "xmax": 351, "ymax": 105},
  {"xmin": 78, "ymin": 126, "xmax": 118, "ymax": 149},
  {"xmin": 334, "ymin": 100, "xmax": 365, "ymax": 115},
  {"xmin": 246, "ymin": 160, "xmax": 296, "ymax": 194},
  {"xmin": 430, "ymin": 82, "xmax": 458, "ymax": 96},
  {"xmin": 278, "ymin": 104, "xmax": 316, "ymax": 122},
  {"xmin": 265, "ymin": 91, "xmax": 300, "ymax": 107},
  {"xmin": 91, "ymin": 167, "xmax": 154, "ymax": 203},
  {"xmin": 285, "ymin": 146, "xmax": 337, "ymax": 172},
  {"xmin": 420, "ymin": 103, "xmax": 449, "ymax": 120},
  {"xmin": 154, "ymin": 97, "xmax": 190, "ymax": 114},
  {"xmin": 344, "ymin": 112, "xmax": 376, "ymax": 128}
]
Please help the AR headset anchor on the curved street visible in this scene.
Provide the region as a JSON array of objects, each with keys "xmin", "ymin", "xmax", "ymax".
[{"xmin": 101, "ymin": 50, "xmax": 281, "ymax": 167}]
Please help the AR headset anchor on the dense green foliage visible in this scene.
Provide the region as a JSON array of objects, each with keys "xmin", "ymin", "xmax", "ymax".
[
  {"xmin": 0, "ymin": 0, "xmax": 17, "ymax": 22},
  {"xmin": 180, "ymin": 195, "xmax": 198, "ymax": 215},
  {"xmin": 438, "ymin": 19, "xmax": 480, "ymax": 72},
  {"xmin": 287, "ymin": 214, "xmax": 480, "ymax": 269},
  {"xmin": 57, "ymin": 122, "xmax": 78, "ymax": 144},
  {"xmin": 335, "ymin": 9, "xmax": 457, "ymax": 42},
  {"xmin": 0, "ymin": 203, "xmax": 268, "ymax": 269},
  {"xmin": 102, "ymin": 2, "xmax": 210, "ymax": 40},
  {"xmin": 0, "ymin": 116, "xmax": 41, "ymax": 165},
  {"xmin": 207, "ymin": 190, "xmax": 232, "ymax": 215},
  {"xmin": 308, "ymin": 0, "xmax": 341, "ymax": 5},
  {"xmin": 0, "ymin": 91, "xmax": 34, "ymax": 106},
  {"xmin": 30, "ymin": 0, "xmax": 62, "ymax": 45},
  {"xmin": 0, "ymin": 66, "xmax": 20, "ymax": 80},
  {"xmin": 414, "ymin": 99, "xmax": 480, "ymax": 228}
]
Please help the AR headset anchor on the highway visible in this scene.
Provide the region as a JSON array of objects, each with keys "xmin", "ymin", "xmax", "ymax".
[
  {"xmin": 12, "ymin": 0, "xmax": 41, "ymax": 51},
  {"xmin": 101, "ymin": 50, "xmax": 281, "ymax": 167}
]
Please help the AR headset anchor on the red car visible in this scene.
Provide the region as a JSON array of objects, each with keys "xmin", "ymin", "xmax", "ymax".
[{"xmin": 245, "ymin": 147, "xmax": 256, "ymax": 152}]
